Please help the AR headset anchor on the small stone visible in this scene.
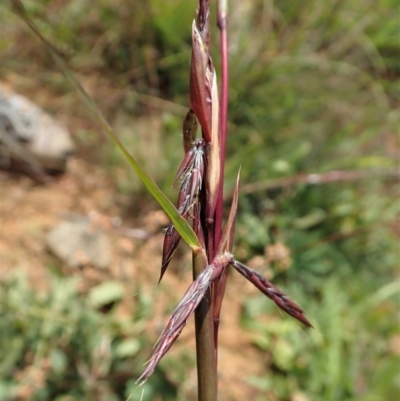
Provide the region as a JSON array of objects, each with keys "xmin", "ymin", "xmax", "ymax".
[
  {"xmin": 0, "ymin": 82, "xmax": 74, "ymax": 172},
  {"xmin": 46, "ymin": 220, "xmax": 111, "ymax": 269}
]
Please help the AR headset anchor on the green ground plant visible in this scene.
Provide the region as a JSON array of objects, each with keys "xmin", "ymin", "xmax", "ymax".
[{"xmin": 0, "ymin": 273, "xmax": 179, "ymax": 401}]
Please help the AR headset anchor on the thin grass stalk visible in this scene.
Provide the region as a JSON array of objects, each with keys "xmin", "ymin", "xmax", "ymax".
[
  {"xmin": 193, "ymin": 250, "xmax": 217, "ymax": 401},
  {"xmin": 214, "ymin": 0, "xmax": 229, "ymax": 244},
  {"xmin": 213, "ymin": 0, "xmax": 229, "ymax": 356},
  {"xmin": 190, "ymin": 0, "xmax": 219, "ymax": 401}
]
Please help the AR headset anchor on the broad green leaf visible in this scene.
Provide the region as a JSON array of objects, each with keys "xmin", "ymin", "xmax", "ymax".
[{"xmin": 11, "ymin": 0, "xmax": 200, "ymax": 249}]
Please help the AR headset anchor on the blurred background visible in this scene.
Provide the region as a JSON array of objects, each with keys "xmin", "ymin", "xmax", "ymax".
[{"xmin": 0, "ymin": 0, "xmax": 399, "ymax": 400}]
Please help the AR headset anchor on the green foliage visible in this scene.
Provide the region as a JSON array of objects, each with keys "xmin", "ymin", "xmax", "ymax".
[
  {"xmin": 88, "ymin": 281, "xmax": 125, "ymax": 308},
  {"xmin": 225, "ymin": 0, "xmax": 399, "ymax": 186},
  {"xmin": 0, "ymin": 274, "xmax": 178, "ymax": 401},
  {"xmin": 225, "ymin": 2, "xmax": 398, "ymax": 400},
  {"xmin": 241, "ymin": 279, "xmax": 399, "ymax": 401}
]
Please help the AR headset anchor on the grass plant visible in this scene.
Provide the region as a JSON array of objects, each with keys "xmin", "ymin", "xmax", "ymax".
[
  {"xmin": 11, "ymin": 0, "xmax": 312, "ymax": 398},
  {"xmin": 2, "ymin": 0, "xmax": 398, "ymax": 400}
]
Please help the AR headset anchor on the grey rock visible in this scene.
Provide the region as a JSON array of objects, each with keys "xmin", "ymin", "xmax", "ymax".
[
  {"xmin": 0, "ymin": 83, "xmax": 74, "ymax": 172},
  {"xmin": 46, "ymin": 221, "xmax": 111, "ymax": 269}
]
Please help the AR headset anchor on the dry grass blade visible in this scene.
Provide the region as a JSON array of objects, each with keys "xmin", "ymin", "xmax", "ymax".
[
  {"xmin": 205, "ymin": 71, "xmax": 221, "ymax": 224},
  {"xmin": 190, "ymin": 21, "xmax": 211, "ymax": 143},
  {"xmin": 231, "ymin": 260, "xmax": 312, "ymax": 327},
  {"xmin": 0, "ymin": 128, "xmax": 51, "ymax": 183},
  {"xmin": 213, "ymin": 168, "xmax": 241, "ymax": 349},
  {"xmin": 218, "ymin": 168, "xmax": 241, "ymax": 254}
]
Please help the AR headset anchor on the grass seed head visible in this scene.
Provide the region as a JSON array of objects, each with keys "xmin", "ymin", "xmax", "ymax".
[
  {"xmin": 138, "ymin": 252, "xmax": 232, "ymax": 384},
  {"xmin": 231, "ymin": 260, "xmax": 312, "ymax": 327}
]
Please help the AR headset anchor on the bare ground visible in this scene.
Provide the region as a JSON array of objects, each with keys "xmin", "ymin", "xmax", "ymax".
[{"xmin": 0, "ymin": 74, "xmax": 269, "ymax": 398}]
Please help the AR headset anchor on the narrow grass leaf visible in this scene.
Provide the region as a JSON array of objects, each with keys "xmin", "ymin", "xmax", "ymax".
[{"xmin": 11, "ymin": 0, "xmax": 200, "ymax": 250}]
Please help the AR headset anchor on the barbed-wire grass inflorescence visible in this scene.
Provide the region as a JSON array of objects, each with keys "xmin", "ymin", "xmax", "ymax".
[{"xmin": 138, "ymin": 0, "xmax": 311, "ymax": 392}]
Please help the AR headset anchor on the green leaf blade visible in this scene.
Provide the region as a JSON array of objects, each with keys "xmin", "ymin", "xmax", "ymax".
[{"xmin": 12, "ymin": 1, "xmax": 200, "ymax": 249}]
